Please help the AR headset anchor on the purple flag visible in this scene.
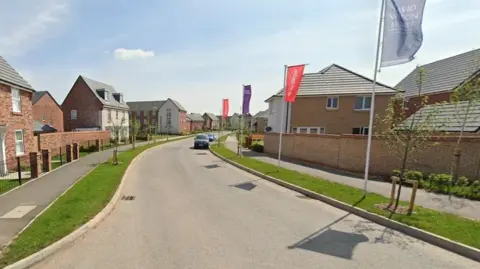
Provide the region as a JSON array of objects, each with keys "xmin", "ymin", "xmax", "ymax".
[{"xmin": 242, "ymin": 85, "xmax": 251, "ymax": 115}]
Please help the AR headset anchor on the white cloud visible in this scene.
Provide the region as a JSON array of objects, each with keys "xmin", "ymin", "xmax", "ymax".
[
  {"xmin": 0, "ymin": 0, "xmax": 69, "ymax": 57},
  {"xmin": 114, "ymin": 48, "xmax": 155, "ymax": 60}
]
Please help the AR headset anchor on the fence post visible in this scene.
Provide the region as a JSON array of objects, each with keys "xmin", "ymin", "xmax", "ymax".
[
  {"xmin": 16, "ymin": 156, "xmax": 22, "ymax": 185},
  {"xmin": 66, "ymin": 144, "xmax": 73, "ymax": 163},
  {"xmin": 59, "ymin": 146, "xmax": 63, "ymax": 165},
  {"xmin": 95, "ymin": 139, "xmax": 101, "ymax": 152},
  {"xmin": 42, "ymin": 149, "xmax": 52, "ymax": 172},
  {"xmin": 73, "ymin": 143, "xmax": 79, "ymax": 160},
  {"xmin": 29, "ymin": 152, "xmax": 41, "ymax": 179}
]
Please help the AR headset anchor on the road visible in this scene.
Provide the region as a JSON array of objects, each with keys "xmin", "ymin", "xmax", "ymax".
[{"xmin": 33, "ymin": 139, "xmax": 478, "ymax": 269}]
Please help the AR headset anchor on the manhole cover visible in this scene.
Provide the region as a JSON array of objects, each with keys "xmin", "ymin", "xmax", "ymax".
[{"xmin": 121, "ymin": 195, "xmax": 135, "ymax": 201}]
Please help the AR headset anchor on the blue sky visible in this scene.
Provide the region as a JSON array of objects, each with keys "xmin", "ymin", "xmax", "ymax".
[{"xmin": 1, "ymin": 0, "xmax": 479, "ymax": 115}]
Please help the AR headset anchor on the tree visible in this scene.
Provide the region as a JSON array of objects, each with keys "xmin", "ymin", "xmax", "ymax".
[
  {"xmin": 378, "ymin": 67, "xmax": 441, "ymax": 212},
  {"xmin": 108, "ymin": 110, "xmax": 126, "ymax": 165},
  {"xmin": 130, "ymin": 113, "xmax": 141, "ymax": 150},
  {"xmin": 449, "ymin": 53, "xmax": 480, "ymax": 185}
]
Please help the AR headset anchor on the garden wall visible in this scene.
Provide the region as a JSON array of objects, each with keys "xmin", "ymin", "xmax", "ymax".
[
  {"xmin": 264, "ymin": 133, "xmax": 480, "ymax": 180},
  {"xmin": 36, "ymin": 131, "xmax": 111, "ymax": 156}
]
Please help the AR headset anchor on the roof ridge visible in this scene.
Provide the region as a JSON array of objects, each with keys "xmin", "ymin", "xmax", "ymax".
[{"xmin": 419, "ymin": 48, "xmax": 480, "ymax": 68}]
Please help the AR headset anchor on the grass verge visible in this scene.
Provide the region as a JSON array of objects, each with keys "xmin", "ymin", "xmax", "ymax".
[
  {"xmin": 211, "ymin": 140, "xmax": 480, "ymax": 249},
  {"xmin": 0, "ymin": 180, "xmax": 28, "ymax": 195},
  {"xmin": 0, "ymin": 136, "xmax": 191, "ymax": 268}
]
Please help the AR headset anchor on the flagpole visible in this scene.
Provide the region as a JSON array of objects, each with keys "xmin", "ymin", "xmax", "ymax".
[
  {"xmin": 277, "ymin": 65, "xmax": 288, "ymax": 169},
  {"xmin": 364, "ymin": 0, "xmax": 386, "ymax": 195}
]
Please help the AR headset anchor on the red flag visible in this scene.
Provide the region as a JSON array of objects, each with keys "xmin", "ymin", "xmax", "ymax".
[
  {"xmin": 222, "ymin": 99, "xmax": 229, "ymax": 118},
  {"xmin": 284, "ymin": 64, "xmax": 305, "ymax": 102}
]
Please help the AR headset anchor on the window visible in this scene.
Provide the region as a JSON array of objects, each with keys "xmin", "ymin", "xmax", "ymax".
[
  {"xmin": 355, "ymin": 96, "xmax": 372, "ymax": 110},
  {"xmin": 352, "ymin": 127, "xmax": 369, "ymax": 135},
  {"xmin": 104, "ymin": 91, "xmax": 109, "ymax": 101},
  {"xmin": 292, "ymin": 127, "xmax": 297, "ymax": 133},
  {"xmin": 299, "ymin": 128, "xmax": 308, "ymax": 134},
  {"xmin": 326, "ymin": 97, "xmax": 339, "ymax": 109},
  {"xmin": 70, "ymin": 110, "xmax": 78, "ymax": 120},
  {"xmin": 310, "ymin": 128, "xmax": 318, "ymax": 134},
  {"xmin": 15, "ymin": 130, "xmax": 24, "ymax": 156},
  {"xmin": 107, "ymin": 109, "xmax": 112, "ymax": 122},
  {"xmin": 166, "ymin": 109, "xmax": 172, "ymax": 127},
  {"xmin": 11, "ymin": 88, "xmax": 21, "ymax": 112}
]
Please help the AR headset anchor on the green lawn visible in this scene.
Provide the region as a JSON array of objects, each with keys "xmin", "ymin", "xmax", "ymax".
[
  {"xmin": 0, "ymin": 179, "xmax": 28, "ymax": 195},
  {"xmin": 0, "ymin": 136, "xmax": 191, "ymax": 268},
  {"xmin": 211, "ymin": 141, "xmax": 480, "ymax": 249}
]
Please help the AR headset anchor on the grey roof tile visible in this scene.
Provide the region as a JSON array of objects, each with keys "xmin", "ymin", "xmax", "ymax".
[
  {"xmin": 204, "ymin": 113, "xmax": 218, "ymax": 121},
  {"xmin": 33, "ymin": 91, "xmax": 48, "ymax": 104},
  {"xmin": 269, "ymin": 64, "xmax": 396, "ymax": 100},
  {"xmin": 127, "ymin": 100, "xmax": 165, "ymax": 111},
  {"xmin": 396, "ymin": 49, "xmax": 480, "ymax": 98},
  {"xmin": 401, "ymin": 101, "xmax": 480, "ymax": 132},
  {"xmin": 170, "ymin": 99, "xmax": 186, "ymax": 111},
  {"xmin": 0, "ymin": 56, "xmax": 34, "ymax": 91},
  {"xmin": 253, "ymin": 110, "xmax": 269, "ymax": 118},
  {"xmin": 187, "ymin": 113, "xmax": 204, "ymax": 121},
  {"xmin": 80, "ymin": 75, "xmax": 129, "ymax": 109}
]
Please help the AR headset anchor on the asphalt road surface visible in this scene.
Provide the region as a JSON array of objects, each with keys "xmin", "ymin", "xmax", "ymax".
[{"xmin": 33, "ymin": 139, "xmax": 478, "ymax": 269}]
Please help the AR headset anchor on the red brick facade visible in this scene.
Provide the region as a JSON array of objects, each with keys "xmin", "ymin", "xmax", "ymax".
[
  {"xmin": 130, "ymin": 110, "xmax": 158, "ymax": 131},
  {"xmin": 189, "ymin": 120, "xmax": 204, "ymax": 132},
  {"xmin": 0, "ymin": 83, "xmax": 35, "ymax": 165},
  {"xmin": 203, "ymin": 116, "xmax": 212, "ymax": 130},
  {"xmin": 62, "ymin": 77, "xmax": 103, "ymax": 131},
  {"xmin": 179, "ymin": 111, "xmax": 189, "ymax": 133},
  {"xmin": 33, "ymin": 92, "xmax": 64, "ymax": 131},
  {"xmin": 406, "ymin": 92, "xmax": 453, "ymax": 117}
]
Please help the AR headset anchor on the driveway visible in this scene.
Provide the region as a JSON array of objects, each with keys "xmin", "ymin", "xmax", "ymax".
[{"xmin": 33, "ymin": 139, "xmax": 477, "ymax": 269}]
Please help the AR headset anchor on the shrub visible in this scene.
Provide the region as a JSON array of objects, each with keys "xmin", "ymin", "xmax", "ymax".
[{"xmin": 251, "ymin": 144, "xmax": 264, "ymax": 153}]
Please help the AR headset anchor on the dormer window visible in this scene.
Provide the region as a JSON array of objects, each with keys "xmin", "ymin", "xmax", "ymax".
[
  {"xmin": 112, "ymin": 93, "xmax": 123, "ymax": 103},
  {"xmin": 104, "ymin": 90, "xmax": 109, "ymax": 101}
]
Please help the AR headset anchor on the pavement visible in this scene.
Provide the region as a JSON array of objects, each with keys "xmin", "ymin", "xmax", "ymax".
[
  {"xmin": 225, "ymin": 136, "xmax": 480, "ymax": 220},
  {"xmin": 32, "ymin": 138, "xmax": 477, "ymax": 269},
  {"xmin": 0, "ymin": 137, "xmax": 185, "ymax": 248}
]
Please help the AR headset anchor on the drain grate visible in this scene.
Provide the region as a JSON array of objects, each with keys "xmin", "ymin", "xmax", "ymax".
[
  {"xmin": 121, "ymin": 195, "xmax": 136, "ymax": 201},
  {"xmin": 204, "ymin": 164, "xmax": 220, "ymax": 169}
]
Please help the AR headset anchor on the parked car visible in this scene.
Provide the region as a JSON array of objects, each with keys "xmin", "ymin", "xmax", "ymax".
[
  {"xmin": 194, "ymin": 134, "xmax": 210, "ymax": 149},
  {"xmin": 208, "ymin": 133, "xmax": 216, "ymax": 142}
]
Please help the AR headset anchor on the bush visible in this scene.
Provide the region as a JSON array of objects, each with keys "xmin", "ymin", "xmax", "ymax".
[
  {"xmin": 405, "ymin": 170, "xmax": 423, "ymax": 181},
  {"xmin": 251, "ymin": 144, "xmax": 264, "ymax": 153}
]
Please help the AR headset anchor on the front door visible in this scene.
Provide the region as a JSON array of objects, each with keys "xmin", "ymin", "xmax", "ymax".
[{"xmin": 0, "ymin": 127, "xmax": 7, "ymax": 175}]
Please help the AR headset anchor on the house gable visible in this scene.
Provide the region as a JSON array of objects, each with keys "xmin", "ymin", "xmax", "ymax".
[{"xmin": 0, "ymin": 56, "xmax": 34, "ymax": 92}]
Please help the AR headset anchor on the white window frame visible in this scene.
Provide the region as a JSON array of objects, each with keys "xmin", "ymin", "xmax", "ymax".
[
  {"xmin": 107, "ymin": 109, "xmax": 112, "ymax": 122},
  {"xmin": 15, "ymin": 130, "xmax": 25, "ymax": 156},
  {"xmin": 294, "ymin": 127, "xmax": 326, "ymax": 134},
  {"xmin": 326, "ymin": 96, "xmax": 339, "ymax": 109},
  {"xmin": 104, "ymin": 91, "xmax": 109, "ymax": 101},
  {"xmin": 354, "ymin": 96, "xmax": 372, "ymax": 110},
  {"xmin": 11, "ymin": 88, "xmax": 21, "ymax": 113},
  {"xmin": 352, "ymin": 127, "xmax": 369, "ymax": 135},
  {"xmin": 70, "ymin": 110, "xmax": 78, "ymax": 120}
]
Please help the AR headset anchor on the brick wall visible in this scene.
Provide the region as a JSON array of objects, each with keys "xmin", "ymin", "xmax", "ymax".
[
  {"xmin": 33, "ymin": 93, "xmax": 64, "ymax": 131},
  {"xmin": 180, "ymin": 111, "xmax": 189, "ymax": 133},
  {"xmin": 37, "ymin": 131, "xmax": 110, "ymax": 156},
  {"xmin": 189, "ymin": 121, "xmax": 203, "ymax": 132},
  {"xmin": 0, "ymin": 83, "xmax": 35, "ymax": 163},
  {"xmin": 264, "ymin": 133, "xmax": 480, "ymax": 180}
]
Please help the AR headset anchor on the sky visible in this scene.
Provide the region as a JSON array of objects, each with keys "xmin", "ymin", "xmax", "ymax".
[{"xmin": 1, "ymin": 0, "xmax": 479, "ymax": 115}]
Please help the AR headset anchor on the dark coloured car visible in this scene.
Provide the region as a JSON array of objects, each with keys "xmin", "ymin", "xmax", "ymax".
[
  {"xmin": 207, "ymin": 133, "xmax": 215, "ymax": 142},
  {"xmin": 194, "ymin": 134, "xmax": 210, "ymax": 149}
]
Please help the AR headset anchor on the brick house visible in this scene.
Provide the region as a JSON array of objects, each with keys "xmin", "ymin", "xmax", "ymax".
[
  {"xmin": 126, "ymin": 100, "xmax": 164, "ymax": 133},
  {"xmin": 202, "ymin": 113, "xmax": 219, "ymax": 130},
  {"xmin": 0, "ymin": 57, "xmax": 36, "ymax": 174},
  {"xmin": 62, "ymin": 76, "xmax": 130, "ymax": 140},
  {"xmin": 32, "ymin": 91, "xmax": 64, "ymax": 132},
  {"xmin": 265, "ymin": 64, "xmax": 397, "ymax": 135},
  {"xmin": 396, "ymin": 49, "xmax": 480, "ymax": 117},
  {"xmin": 157, "ymin": 98, "xmax": 188, "ymax": 134},
  {"xmin": 186, "ymin": 113, "xmax": 204, "ymax": 132}
]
